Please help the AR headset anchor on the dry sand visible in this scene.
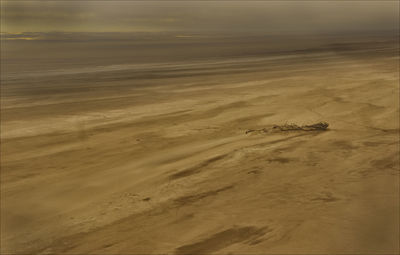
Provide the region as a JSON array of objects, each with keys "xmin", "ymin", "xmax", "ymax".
[{"xmin": 1, "ymin": 36, "xmax": 399, "ymax": 254}]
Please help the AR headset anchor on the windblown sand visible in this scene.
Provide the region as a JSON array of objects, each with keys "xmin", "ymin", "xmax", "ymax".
[{"xmin": 1, "ymin": 37, "xmax": 399, "ymax": 254}]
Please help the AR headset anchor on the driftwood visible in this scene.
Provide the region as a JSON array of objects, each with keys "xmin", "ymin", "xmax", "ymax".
[{"xmin": 246, "ymin": 122, "xmax": 329, "ymax": 134}]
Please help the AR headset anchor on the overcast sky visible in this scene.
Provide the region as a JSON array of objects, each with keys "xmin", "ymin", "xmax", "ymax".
[{"xmin": 1, "ymin": 1, "xmax": 398, "ymax": 34}]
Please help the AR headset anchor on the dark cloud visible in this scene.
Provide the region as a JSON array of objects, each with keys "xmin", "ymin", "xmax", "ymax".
[{"xmin": 1, "ymin": 1, "xmax": 398, "ymax": 34}]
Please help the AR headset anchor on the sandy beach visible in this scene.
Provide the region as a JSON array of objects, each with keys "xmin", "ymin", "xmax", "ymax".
[{"xmin": 1, "ymin": 35, "xmax": 399, "ymax": 254}]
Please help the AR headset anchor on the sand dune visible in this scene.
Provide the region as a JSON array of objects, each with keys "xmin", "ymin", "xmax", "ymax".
[{"xmin": 1, "ymin": 37, "xmax": 399, "ymax": 254}]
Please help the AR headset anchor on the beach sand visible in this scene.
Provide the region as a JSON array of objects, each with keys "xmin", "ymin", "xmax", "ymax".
[{"xmin": 1, "ymin": 35, "xmax": 399, "ymax": 254}]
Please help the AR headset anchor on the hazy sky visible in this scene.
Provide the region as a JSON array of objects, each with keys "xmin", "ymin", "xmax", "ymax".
[{"xmin": 1, "ymin": 1, "xmax": 399, "ymax": 34}]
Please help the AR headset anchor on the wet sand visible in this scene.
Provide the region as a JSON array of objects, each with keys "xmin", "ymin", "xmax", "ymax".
[{"xmin": 1, "ymin": 35, "xmax": 399, "ymax": 254}]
